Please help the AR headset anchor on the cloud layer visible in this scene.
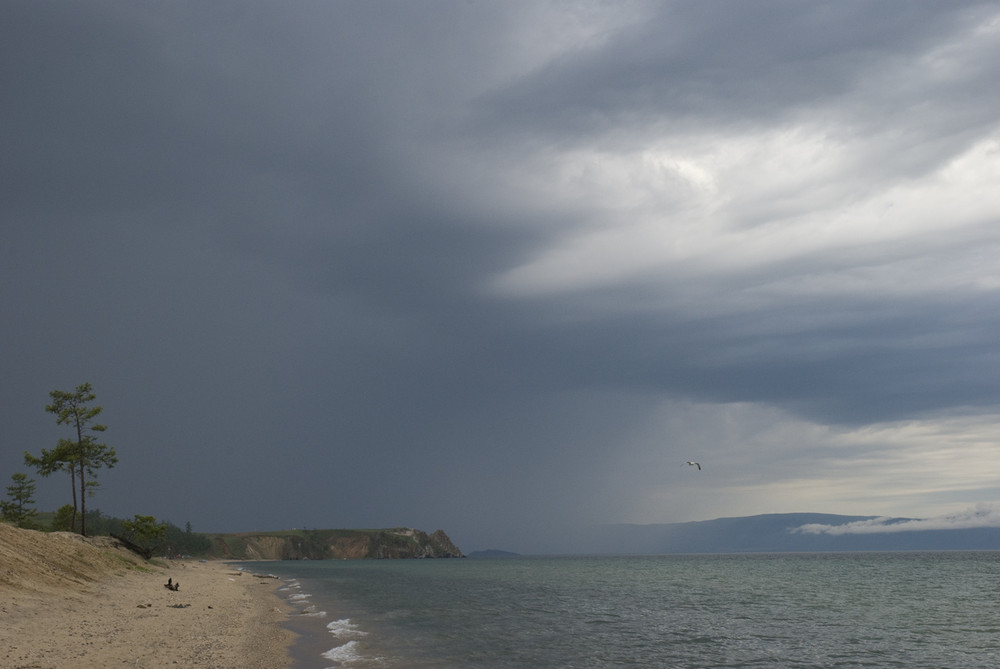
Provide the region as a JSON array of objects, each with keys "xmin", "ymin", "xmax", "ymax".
[
  {"xmin": 795, "ymin": 504, "xmax": 1000, "ymax": 535},
  {"xmin": 3, "ymin": 1, "xmax": 1000, "ymax": 552}
]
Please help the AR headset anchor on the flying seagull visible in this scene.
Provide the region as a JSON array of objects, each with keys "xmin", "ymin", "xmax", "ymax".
[{"xmin": 685, "ymin": 461, "xmax": 701, "ymax": 470}]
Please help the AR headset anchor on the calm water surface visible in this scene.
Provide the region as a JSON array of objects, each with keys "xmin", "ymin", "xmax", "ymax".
[{"xmin": 235, "ymin": 552, "xmax": 1000, "ymax": 668}]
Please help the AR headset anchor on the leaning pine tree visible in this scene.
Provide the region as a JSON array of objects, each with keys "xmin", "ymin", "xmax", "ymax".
[{"xmin": 25, "ymin": 382, "xmax": 117, "ymax": 536}]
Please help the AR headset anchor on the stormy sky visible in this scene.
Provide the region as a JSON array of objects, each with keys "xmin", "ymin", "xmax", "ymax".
[{"xmin": 3, "ymin": 1, "xmax": 1000, "ymax": 553}]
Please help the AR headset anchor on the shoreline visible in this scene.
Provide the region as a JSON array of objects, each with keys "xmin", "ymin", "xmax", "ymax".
[
  {"xmin": 0, "ymin": 524, "xmax": 296, "ymax": 668},
  {"xmin": 234, "ymin": 560, "xmax": 370, "ymax": 667}
]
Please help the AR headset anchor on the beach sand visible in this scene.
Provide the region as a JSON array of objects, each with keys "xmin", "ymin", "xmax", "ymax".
[{"xmin": 0, "ymin": 523, "xmax": 295, "ymax": 668}]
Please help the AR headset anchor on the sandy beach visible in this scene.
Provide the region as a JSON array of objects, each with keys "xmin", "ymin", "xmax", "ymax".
[{"xmin": 0, "ymin": 523, "xmax": 295, "ymax": 668}]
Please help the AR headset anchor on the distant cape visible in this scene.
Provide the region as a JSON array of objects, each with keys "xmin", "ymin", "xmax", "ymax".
[
  {"xmin": 204, "ymin": 527, "xmax": 463, "ymax": 560},
  {"xmin": 569, "ymin": 513, "xmax": 1000, "ymax": 554}
]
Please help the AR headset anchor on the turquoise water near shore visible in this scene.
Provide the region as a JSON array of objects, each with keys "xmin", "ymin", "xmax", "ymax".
[{"xmin": 237, "ymin": 552, "xmax": 1000, "ymax": 668}]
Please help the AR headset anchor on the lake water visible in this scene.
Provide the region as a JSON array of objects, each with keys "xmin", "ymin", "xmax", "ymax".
[{"xmin": 235, "ymin": 552, "xmax": 1000, "ymax": 668}]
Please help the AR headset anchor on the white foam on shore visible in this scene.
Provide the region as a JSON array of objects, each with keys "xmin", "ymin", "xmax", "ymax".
[
  {"xmin": 321, "ymin": 639, "xmax": 363, "ymax": 663},
  {"xmin": 272, "ymin": 577, "xmax": 374, "ymax": 666},
  {"xmin": 279, "ymin": 579, "xmax": 301, "ymax": 592},
  {"xmin": 327, "ymin": 618, "xmax": 367, "ymax": 638},
  {"xmin": 300, "ymin": 604, "xmax": 327, "ymax": 618}
]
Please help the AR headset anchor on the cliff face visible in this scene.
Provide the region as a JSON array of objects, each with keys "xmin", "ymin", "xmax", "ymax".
[{"xmin": 206, "ymin": 527, "xmax": 463, "ymax": 560}]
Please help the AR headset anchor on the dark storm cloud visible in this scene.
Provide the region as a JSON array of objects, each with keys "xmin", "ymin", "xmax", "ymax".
[
  {"xmin": 3, "ymin": 1, "xmax": 1000, "ymax": 553},
  {"xmin": 480, "ymin": 1, "xmax": 993, "ymax": 136}
]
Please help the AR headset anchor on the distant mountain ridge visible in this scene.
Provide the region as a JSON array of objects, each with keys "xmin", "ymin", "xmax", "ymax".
[{"xmin": 573, "ymin": 513, "xmax": 1000, "ymax": 554}]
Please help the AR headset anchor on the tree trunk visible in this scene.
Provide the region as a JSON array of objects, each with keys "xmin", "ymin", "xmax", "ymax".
[
  {"xmin": 75, "ymin": 419, "xmax": 85, "ymax": 536},
  {"xmin": 78, "ymin": 460, "xmax": 87, "ymax": 536},
  {"xmin": 68, "ymin": 469, "xmax": 78, "ymax": 533}
]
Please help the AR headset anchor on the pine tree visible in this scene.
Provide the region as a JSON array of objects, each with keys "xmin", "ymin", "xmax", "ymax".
[
  {"xmin": 0, "ymin": 473, "xmax": 38, "ymax": 528},
  {"xmin": 25, "ymin": 382, "xmax": 117, "ymax": 536}
]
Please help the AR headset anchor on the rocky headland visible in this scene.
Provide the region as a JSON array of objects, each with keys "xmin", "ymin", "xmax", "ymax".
[{"xmin": 204, "ymin": 526, "xmax": 463, "ymax": 560}]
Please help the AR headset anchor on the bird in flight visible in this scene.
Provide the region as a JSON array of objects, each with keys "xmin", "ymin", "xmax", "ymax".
[{"xmin": 685, "ymin": 461, "xmax": 701, "ymax": 470}]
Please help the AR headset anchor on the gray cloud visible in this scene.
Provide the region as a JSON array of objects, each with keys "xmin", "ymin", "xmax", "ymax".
[
  {"xmin": 481, "ymin": 2, "xmax": 995, "ymax": 138},
  {"xmin": 3, "ymin": 1, "xmax": 1000, "ymax": 553}
]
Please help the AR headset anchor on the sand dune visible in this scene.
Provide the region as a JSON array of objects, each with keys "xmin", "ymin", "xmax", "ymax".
[{"xmin": 0, "ymin": 523, "xmax": 293, "ymax": 668}]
